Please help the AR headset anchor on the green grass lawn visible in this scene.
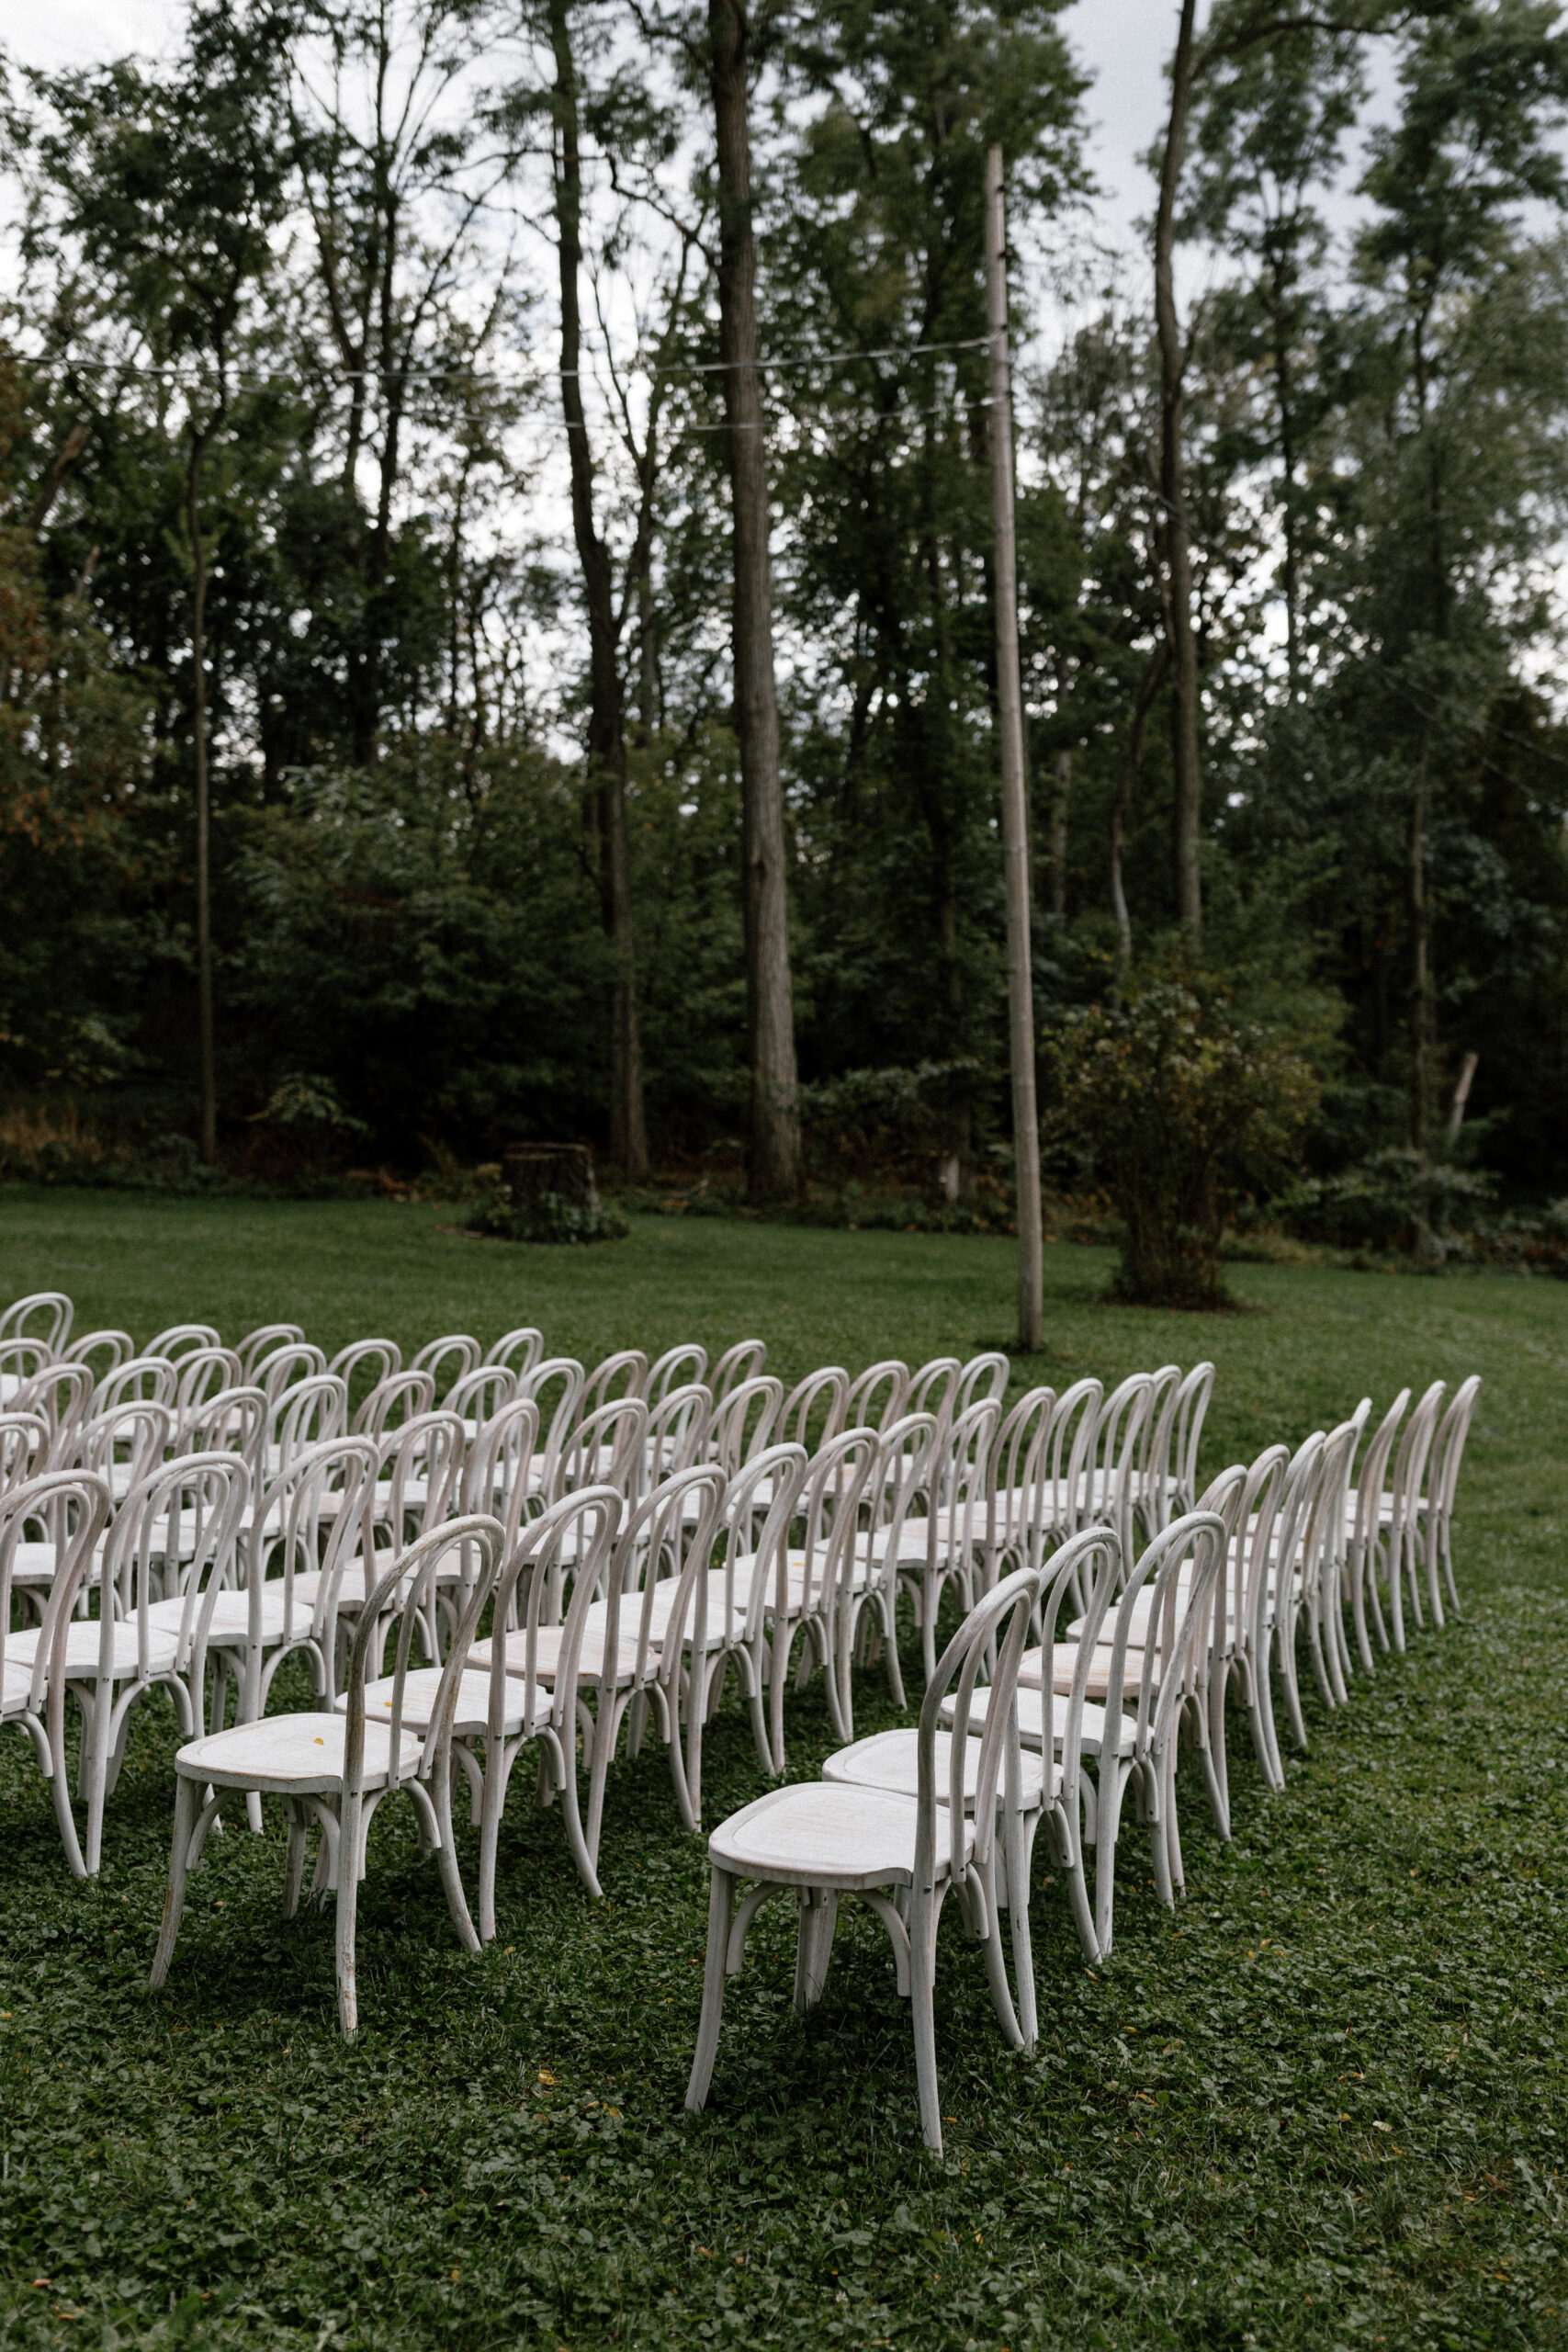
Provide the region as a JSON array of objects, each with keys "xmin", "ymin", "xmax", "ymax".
[{"xmin": 0, "ymin": 1191, "xmax": 1564, "ymax": 2351}]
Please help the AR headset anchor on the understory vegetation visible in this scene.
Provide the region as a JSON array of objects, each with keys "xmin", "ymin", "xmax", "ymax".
[
  {"xmin": 0, "ymin": 1196, "xmax": 1563, "ymax": 2349},
  {"xmin": 5, "ymin": 2, "xmax": 1568, "ymax": 1290}
]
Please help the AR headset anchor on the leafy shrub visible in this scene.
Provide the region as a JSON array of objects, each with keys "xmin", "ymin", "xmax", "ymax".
[
  {"xmin": 1046, "ymin": 982, "xmax": 1320, "ymax": 1308},
  {"xmin": 1272, "ymin": 1148, "xmax": 1497, "ymax": 1254},
  {"xmin": 465, "ymin": 1186, "xmax": 628, "ymax": 1246}
]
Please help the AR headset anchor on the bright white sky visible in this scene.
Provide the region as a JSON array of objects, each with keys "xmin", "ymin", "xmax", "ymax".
[{"xmin": 4, "ymin": 0, "xmax": 1176, "ymax": 244}]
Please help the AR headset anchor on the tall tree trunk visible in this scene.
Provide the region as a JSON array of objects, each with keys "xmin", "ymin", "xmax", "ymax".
[
  {"xmin": 1409, "ymin": 751, "xmax": 1432, "ymax": 1157},
  {"xmin": 551, "ymin": 0, "xmax": 649, "ymax": 1180},
  {"xmin": 187, "ymin": 426, "xmax": 218, "ymax": 1166},
  {"xmin": 709, "ymin": 0, "xmax": 800, "ymax": 1200},
  {"xmin": 1111, "ymin": 642, "xmax": 1168, "ymax": 984},
  {"xmin": 1049, "ymin": 750, "xmax": 1069, "ymax": 921},
  {"xmin": 1155, "ymin": 0, "xmax": 1203, "ymax": 940}
]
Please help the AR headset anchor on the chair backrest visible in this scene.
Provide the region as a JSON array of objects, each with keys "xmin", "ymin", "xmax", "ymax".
[
  {"xmin": 377, "ymin": 1409, "xmax": 468, "ymax": 1542},
  {"xmin": 919, "ymin": 1559, "xmax": 1044, "ymax": 1906},
  {"xmin": 0, "ymin": 1469, "xmax": 112, "ymax": 1713},
  {"xmin": 173, "ymin": 1347, "xmax": 244, "ymax": 1425},
  {"xmin": 328, "ymin": 1339, "xmax": 403, "ymax": 1396},
  {"xmin": 344, "ymin": 1513, "xmax": 504, "ymax": 1803},
  {"xmin": 604, "ymin": 1462, "xmax": 729, "ymax": 1708},
  {"xmin": 928, "ymin": 1396, "xmax": 1001, "ymax": 1563},
  {"xmin": 446, "ymin": 1363, "xmax": 518, "ymax": 1436},
  {"xmin": 88, "ymin": 1355, "xmax": 177, "ymax": 1419},
  {"xmin": 844, "ymin": 1358, "xmax": 910, "ymax": 1435},
  {"xmin": 707, "ymin": 1375, "xmax": 784, "ymax": 1477},
  {"xmin": 1032, "ymin": 1523, "xmax": 1122, "ymax": 1819},
  {"xmin": 460, "ymin": 1396, "xmax": 540, "ymax": 1545},
  {"xmin": 410, "ymin": 1333, "xmax": 483, "ymax": 1395},
  {"xmin": 181, "ymin": 1384, "xmax": 268, "ymax": 1477},
  {"xmin": 1089, "ymin": 1373, "xmax": 1156, "ymax": 1552},
  {"xmin": 907, "ymin": 1356, "xmax": 962, "ymax": 1428},
  {"xmin": 1171, "ymin": 1362, "xmax": 1215, "ymax": 1515},
  {"xmin": 150, "ymin": 1323, "xmax": 221, "ymax": 1362},
  {"xmin": 268, "ymin": 1373, "xmax": 349, "ymax": 1480},
  {"xmin": 955, "ymin": 1351, "xmax": 1010, "ymax": 1415},
  {"xmin": 484, "ymin": 1326, "xmax": 545, "ymax": 1377},
  {"xmin": 1134, "ymin": 1363, "xmax": 1182, "ymax": 1528},
  {"xmin": 1295, "ymin": 1416, "xmax": 1359, "ymax": 1615},
  {"xmin": 14, "ymin": 1363, "xmax": 95, "ymax": 1465},
  {"xmin": 0, "ymin": 1292, "xmax": 73, "ymax": 1355},
  {"xmin": 1217, "ymin": 1443, "xmax": 1289, "ymax": 1656},
  {"xmin": 236, "ymin": 1434, "xmax": 379, "ymax": 1685},
  {"xmin": 778, "ymin": 1366, "xmax": 848, "ymax": 1451},
  {"xmin": 522, "ymin": 1358, "xmax": 587, "ymax": 1498},
  {"xmin": 1249, "ymin": 1429, "xmax": 1327, "ymax": 1654},
  {"xmin": 1429, "ymin": 1373, "xmax": 1481, "ymax": 1538},
  {"xmin": 1040, "ymin": 1376, "xmax": 1102, "ymax": 1541},
  {"xmin": 560, "ymin": 1396, "xmax": 650, "ymax": 1500},
  {"xmin": 786, "ymin": 1425, "xmax": 880, "ymax": 1624},
  {"xmin": 352, "ymin": 1369, "xmax": 436, "ymax": 1439},
  {"xmin": 646, "ymin": 1382, "xmax": 712, "ymax": 1485},
  {"xmin": 711, "ymin": 1338, "xmax": 767, "ymax": 1401},
  {"xmin": 80, "ymin": 1401, "xmax": 171, "ymax": 1491},
  {"xmin": 486, "ymin": 1487, "xmax": 623, "ymax": 1725},
  {"xmin": 985, "ymin": 1385, "xmax": 1057, "ymax": 1574},
  {"xmin": 863, "ymin": 1411, "xmax": 941, "ymax": 1581},
  {"xmin": 0, "ymin": 1412, "xmax": 49, "ymax": 1496},
  {"xmin": 103, "ymin": 1452, "xmax": 251, "ymax": 1699},
  {"xmin": 0, "ymin": 1339, "xmax": 51, "ymax": 1396},
  {"xmin": 646, "ymin": 1343, "xmax": 707, "ymax": 1404},
  {"xmin": 236, "ymin": 1322, "xmax": 306, "ymax": 1382},
  {"xmin": 692, "ymin": 1442, "xmax": 808, "ymax": 1653},
  {"xmin": 1106, "ymin": 1510, "xmax": 1229, "ymax": 1764},
  {"xmin": 581, "ymin": 1349, "xmax": 649, "ymax": 1415},
  {"xmin": 60, "ymin": 1329, "xmax": 135, "ymax": 1382},
  {"xmin": 1352, "ymin": 1389, "xmax": 1410, "ymax": 1551},
  {"xmin": 257, "ymin": 1341, "xmax": 329, "ymax": 1408},
  {"xmin": 1391, "ymin": 1378, "xmax": 1446, "ymax": 1546}
]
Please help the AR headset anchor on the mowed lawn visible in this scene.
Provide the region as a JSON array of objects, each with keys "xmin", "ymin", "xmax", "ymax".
[{"xmin": 0, "ymin": 1191, "xmax": 1563, "ymax": 2352}]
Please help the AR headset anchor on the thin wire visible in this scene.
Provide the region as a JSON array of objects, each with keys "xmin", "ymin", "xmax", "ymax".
[{"xmin": 34, "ymin": 335, "xmax": 991, "ymax": 388}]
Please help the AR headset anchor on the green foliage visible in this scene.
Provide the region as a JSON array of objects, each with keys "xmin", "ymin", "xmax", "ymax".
[
  {"xmin": 1048, "ymin": 980, "xmax": 1321, "ymax": 1307},
  {"xmin": 465, "ymin": 1185, "xmax": 628, "ymax": 1245},
  {"xmin": 1274, "ymin": 1147, "xmax": 1499, "ymax": 1254},
  {"xmin": 0, "ymin": 1199, "xmax": 1565, "ymax": 2348}
]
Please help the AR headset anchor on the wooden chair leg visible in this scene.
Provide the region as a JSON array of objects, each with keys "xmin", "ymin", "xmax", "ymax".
[
  {"xmin": 150, "ymin": 1775, "xmax": 199, "ymax": 1987},
  {"xmin": 685, "ymin": 1866, "xmax": 736, "ymax": 2114},
  {"xmin": 334, "ymin": 1794, "xmax": 361, "ymax": 2035}
]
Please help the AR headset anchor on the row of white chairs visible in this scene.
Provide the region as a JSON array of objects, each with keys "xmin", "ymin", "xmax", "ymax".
[
  {"xmin": 683, "ymin": 1371, "xmax": 1482, "ymax": 2152},
  {"xmin": 0, "ymin": 1292, "xmax": 1479, "ymax": 2155}
]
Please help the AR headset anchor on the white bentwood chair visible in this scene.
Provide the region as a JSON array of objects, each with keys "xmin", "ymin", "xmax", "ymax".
[{"xmin": 151, "ymin": 1513, "xmax": 504, "ymax": 2033}]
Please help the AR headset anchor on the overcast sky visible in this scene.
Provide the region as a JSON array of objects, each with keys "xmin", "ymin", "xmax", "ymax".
[{"xmin": 5, "ymin": 0, "xmax": 1176, "ymax": 243}]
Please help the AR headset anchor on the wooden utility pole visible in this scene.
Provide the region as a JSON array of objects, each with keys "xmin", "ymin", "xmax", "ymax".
[
  {"xmin": 709, "ymin": 0, "xmax": 801, "ymax": 1200},
  {"xmin": 187, "ymin": 425, "xmax": 218, "ymax": 1167},
  {"xmin": 986, "ymin": 144, "xmax": 1043, "ymax": 1354}
]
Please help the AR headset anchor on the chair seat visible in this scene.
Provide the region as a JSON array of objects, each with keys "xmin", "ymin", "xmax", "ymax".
[
  {"xmin": 333, "ymin": 1667, "xmax": 550, "ymax": 1740},
  {"xmin": 1, "ymin": 1658, "xmax": 39, "ymax": 1713},
  {"xmin": 707, "ymin": 1781, "xmax": 971, "ymax": 1893},
  {"xmin": 145, "ymin": 1588, "xmax": 313, "ymax": 1646},
  {"xmin": 945, "ymin": 1679, "xmax": 1134, "ymax": 1757},
  {"xmin": 1018, "ymin": 1641, "xmax": 1165, "ymax": 1703},
  {"xmin": 6, "ymin": 1618, "xmax": 180, "ymax": 1680},
  {"xmin": 173, "ymin": 1711, "xmax": 422, "ymax": 1793},
  {"xmin": 470, "ymin": 1621, "xmax": 646, "ymax": 1687},
  {"xmin": 822, "ymin": 1728, "xmax": 1045, "ymax": 1810}
]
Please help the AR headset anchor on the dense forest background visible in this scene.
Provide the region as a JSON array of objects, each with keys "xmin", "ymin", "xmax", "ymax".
[{"xmin": 4, "ymin": 0, "xmax": 1568, "ymax": 1234}]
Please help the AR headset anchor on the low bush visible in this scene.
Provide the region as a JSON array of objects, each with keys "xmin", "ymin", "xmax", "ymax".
[
  {"xmin": 465, "ymin": 1184, "xmax": 628, "ymax": 1246},
  {"xmin": 1047, "ymin": 981, "xmax": 1320, "ymax": 1309}
]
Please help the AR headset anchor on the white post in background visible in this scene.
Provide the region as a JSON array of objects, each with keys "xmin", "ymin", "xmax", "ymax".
[{"xmin": 986, "ymin": 141, "xmax": 1044, "ymax": 1354}]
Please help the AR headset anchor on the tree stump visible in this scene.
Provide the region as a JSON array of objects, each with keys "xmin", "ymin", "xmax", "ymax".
[{"xmin": 502, "ymin": 1144, "xmax": 600, "ymax": 1215}]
